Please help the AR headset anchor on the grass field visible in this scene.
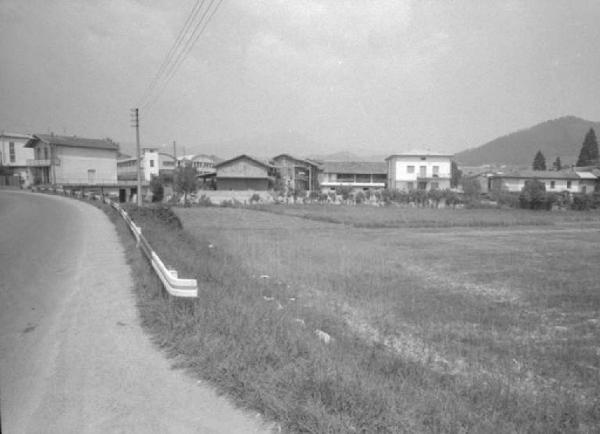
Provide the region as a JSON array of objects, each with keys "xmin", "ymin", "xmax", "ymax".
[{"xmin": 123, "ymin": 204, "xmax": 600, "ymax": 432}]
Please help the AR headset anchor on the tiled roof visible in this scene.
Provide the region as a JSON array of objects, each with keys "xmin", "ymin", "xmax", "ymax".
[
  {"xmin": 29, "ymin": 134, "xmax": 119, "ymax": 151},
  {"xmin": 272, "ymin": 153, "xmax": 320, "ymax": 167},
  {"xmin": 386, "ymin": 149, "xmax": 453, "ymax": 159},
  {"xmin": 492, "ymin": 170, "xmax": 595, "ymax": 180},
  {"xmin": 214, "ymin": 154, "xmax": 273, "ymax": 169},
  {"xmin": 321, "ymin": 161, "xmax": 387, "ymax": 175}
]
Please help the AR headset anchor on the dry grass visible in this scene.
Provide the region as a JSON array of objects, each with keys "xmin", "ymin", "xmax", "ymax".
[
  {"xmin": 255, "ymin": 203, "xmax": 600, "ymax": 228},
  {"xmin": 110, "ymin": 202, "xmax": 600, "ymax": 432}
]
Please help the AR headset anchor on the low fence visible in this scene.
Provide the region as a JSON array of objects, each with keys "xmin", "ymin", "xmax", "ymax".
[{"xmin": 32, "ymin": 186, "xmax": 198, "ymax": 298}]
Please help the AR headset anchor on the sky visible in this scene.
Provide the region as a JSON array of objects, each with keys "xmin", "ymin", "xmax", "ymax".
[{"xmin": 1, "ymin": 0, "xmax": 600, "ymax": 158}]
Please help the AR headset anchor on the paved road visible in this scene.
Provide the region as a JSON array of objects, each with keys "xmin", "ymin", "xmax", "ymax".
[{"xmin": 0, "ymin": 190, "xmax": 268, "ymax": 433}]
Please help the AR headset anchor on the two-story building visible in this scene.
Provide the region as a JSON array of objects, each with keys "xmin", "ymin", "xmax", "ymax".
[
  {"xmin": 26, "ymin": 134, "xmax": 118, "ymax": 185},
  {"xmin": 386, "ymin": 150, "xmax": 453, "ymax": 191},
  {"xmin": 0, "ymin": 132, "xmax": 34, "ymax": 186},
  {"xmin": 318, "ymin": 161, "xmax": 387, "ymax": 192},
  {"xmin": 214, "ymin": 154, "xmax": 275, "ymax": 190},
  {"xmin": 271, "ymin": 153, "xmax": 320, "ymax": 192},
  {"xmin": 117, "ymin": 148, "xmax": 176, "ymax": 182}
]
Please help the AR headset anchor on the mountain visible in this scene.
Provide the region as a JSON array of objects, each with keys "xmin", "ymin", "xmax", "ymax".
[{"xmin": 455, "ymin": 116, "xmax": 600, "ymax": 167}]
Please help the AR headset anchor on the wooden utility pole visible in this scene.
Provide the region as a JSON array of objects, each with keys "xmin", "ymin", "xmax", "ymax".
[{"xmin": 131, "ymin": 108, "xmax": 141, "ymax": 206}]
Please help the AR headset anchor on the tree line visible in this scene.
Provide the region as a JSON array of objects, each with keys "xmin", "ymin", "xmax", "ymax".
[{"xmin": 532, "ymin": 128, "xmax": 599, "ymax": 170}]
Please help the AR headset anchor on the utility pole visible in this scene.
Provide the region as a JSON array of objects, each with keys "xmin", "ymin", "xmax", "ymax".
[
  {"xmin": 173, "ymin": 140, "xmax": 177, "ymax": 162},
  {"xmin": 130, "ymin": 108, "xmax": 141, "ymax": 206}
]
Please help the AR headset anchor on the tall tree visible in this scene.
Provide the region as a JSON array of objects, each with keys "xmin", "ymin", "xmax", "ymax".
[
  {"xmin": 450, "ymin": 160, "xmax": 462, "ymax": 188},
  {"xmin": 576, "ymin": 128, "xmax": 599, "ymax": 167},
  {"xmin": 174, "ymin": 164, "xmax": 197, "ymax": 204},
  {"xmin": 532, "ymin": 150, "xmax": 546, "ymax": 171},
  {"xmin": 552, "ymin": 156, "xmax": 562, "ymax": 171}
]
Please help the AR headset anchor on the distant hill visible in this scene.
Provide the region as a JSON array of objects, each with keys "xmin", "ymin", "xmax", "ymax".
[{"xmin": 455, "ymin": 116, "xmax": 600, "ymax": 167}]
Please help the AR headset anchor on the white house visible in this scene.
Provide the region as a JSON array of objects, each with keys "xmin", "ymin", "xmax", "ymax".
[
  {"xmin": 0, "ymin": 132, "xmax": 34, "ymax": 186},
  {"xmin": 117, "ymin": 148, "xmax": 175, "ymax": 182},
  {"xmin": 386, "ymin": 150, "xmax": 453, "ymax": 191},
  {"xmin": 489, "ymin": 170, "xmax": 598, "ymax": 194},
  {"xmin": 26, "ymin": 134, "xmax": 118, "ymax": 185},
  {"xmin": 176, "ymin": 154, "xmax": 217, "ymax": 176}
]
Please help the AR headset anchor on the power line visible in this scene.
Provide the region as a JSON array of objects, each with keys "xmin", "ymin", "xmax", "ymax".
[
  {"xmin": 138, "ymin": 0, "xmax": 207, "ymax": 107},
  {"xmin": 140, "ymin": 0, "xmax": 223, "ymax": 112},
  {"xmin": 143, "ymin": 0, "xmax": 222, "ymax": 112}
]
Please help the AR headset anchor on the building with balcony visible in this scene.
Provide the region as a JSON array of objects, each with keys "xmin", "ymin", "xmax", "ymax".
[
  {"xmin": 318, "ymin": 161, "xmax": 387, "ymax": 191},
  {"xmin": 117, "ymin": 148, "xmax": 176, "ymax": 182},
  {"xmin": 271, "ymin": 153, "xmax": 320, "ymax": 192},
  {"xmin": 386, "ymin": 150, "xmax": 453, "ymax": 191},
  {"xmin": 0, "ymin": 132, "xmax": 34, "ymax": 186},
  {"xmin": 26, "ymin": 134, "xmax": 118, "ymax": 185}
]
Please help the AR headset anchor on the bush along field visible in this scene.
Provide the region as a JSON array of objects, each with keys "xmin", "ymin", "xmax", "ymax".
[{"xmin": 113, "ymin": 203, "xmax": 600, "ymax": 433}]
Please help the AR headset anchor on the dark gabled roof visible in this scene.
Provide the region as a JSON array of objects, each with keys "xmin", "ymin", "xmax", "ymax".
[
  {"xmin": 385, "ymin": 150, "xmax": 453, "ymax": 160},
  {"xmin": 214, "ymin": 154, "xmax": 273, "ymax": 170},
  {"xmin": 491, "ymin": 169, "xmax": 590, "ymax": 180},
  {"xmin": 321, "ymin": 161, "xmax": 387, "ymax": 175},
  {"xmin": 27, "ymin": 134, "xmax": 119, "ymax": 151},
  {"xmin": 272, "ymin": 153, "xmax": 320, "ymax": 167}
]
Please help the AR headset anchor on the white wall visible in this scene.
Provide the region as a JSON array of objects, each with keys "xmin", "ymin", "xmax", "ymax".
[
  {"xmin": 54, "ymin": 146, "xmax": 117, "ymax": 184},
  {"xmin": 394, "ymin": 156, "xmax": 451, "ymax": 182}
]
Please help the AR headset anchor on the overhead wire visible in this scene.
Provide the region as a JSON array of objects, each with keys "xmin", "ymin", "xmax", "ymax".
[
  {"xmin": 139, "ymin": 0, "xmax": 223, "ymax": 112},
  {"xmin": 138, "ymin": 0, "xmax": 207, "ymax": 108}
]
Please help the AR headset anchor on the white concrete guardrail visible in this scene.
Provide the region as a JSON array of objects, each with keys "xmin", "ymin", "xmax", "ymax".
[{"xmin": 33, "ymin": 186, "xmax": 198, "ymax": 298}]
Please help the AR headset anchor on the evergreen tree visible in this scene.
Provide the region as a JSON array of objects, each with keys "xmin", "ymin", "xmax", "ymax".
[
  {"xmin": 552, "ymin": 156, "xmax": 562, "ymax": 171},
  {"xmin": 450, "ymin": 160, "xmax": 462, "ymax": 188},
  {"xmin": 532, "ymin": 150, "xmax": 546, "ymax": 171},
  {"xmin": 576, "ymin": 128, "xmax": 599, "ymax": 167}
]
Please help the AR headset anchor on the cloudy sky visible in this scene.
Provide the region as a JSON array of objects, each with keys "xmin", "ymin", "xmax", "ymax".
[{"xmin": 1, "ymin": 0, "xmax": 600, "ymax": 157}]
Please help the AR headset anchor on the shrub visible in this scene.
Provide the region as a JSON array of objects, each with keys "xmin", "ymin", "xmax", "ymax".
[
  {"xmin": 354, "ymin": 190, "xmax": 366, "ymax": 204},
  {"xmin": 519, "ymin": 179, "xmax": 548, "ymax": 210},
  {"xmin": 571, "ymin": 194, "xmax": 592, "ymax": 211},
  {"xmin": 149, "ymin": 176, "xmax": 164, "ymax": 203},
  {"xmin": 198, "ymin": 194, "xmax": 212, "ymax": 207},
  {"xmin": 249, "ymin": 193, "xmax": 261, "ymax": 204}
]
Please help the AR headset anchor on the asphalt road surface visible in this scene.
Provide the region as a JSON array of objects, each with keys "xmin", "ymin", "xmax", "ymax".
[{"xmin": 0, "ymin": 190, "xmax": 268, "ymax": 433}]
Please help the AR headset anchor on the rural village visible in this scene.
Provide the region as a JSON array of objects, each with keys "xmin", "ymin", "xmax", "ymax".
[
  {"xmin": 2, "ymin": 1, "xmax": 600, "ymax": 433},
  {"xmin": 1, "ymin": 124, "xmax": 600, "ymax": 209}
]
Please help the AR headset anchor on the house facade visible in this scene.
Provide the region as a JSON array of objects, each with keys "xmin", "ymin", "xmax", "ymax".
[
  {"xmin": 386, "ymin": 151, "xmax": 452, "ymax": 191},
  {"xmin": 26, "ymin": 134, "xmax": 118, "ymax": 185},
  {"xmin": 117, "ymin": 148, "xmax": 176, "ymax": 182},
  {"xmin": 215, "ymin": 154, "xmax": 274, "ymax": 190},
  {"xmin": 0, "ymin": 132, "xmax": 34, "ymax": 186},
  {"xmin": 318, "ymin": 161, "xmax": 387, "ymax": 191},
  {"xmin": 489, "ymin": 170, "xmax": 598, "ymax": 194},
  {"xmin": 271, "ymin": 153, "xmax": 320, "ymax": 192}
]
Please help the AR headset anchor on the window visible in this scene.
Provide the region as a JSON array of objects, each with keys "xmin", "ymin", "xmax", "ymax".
[
  {"xmin": 550, "ymin": 181, "xmax": 555, "ymax": 189},
  {"xmin": 337, "ymin": 173, "xmax": 354, "ymax": 182},
  {"xmin": 567, "ymin": 180, "xmax": 572, "ymax": 189},
  {"xmin": 432, "ymin": 166, "xmax": 439, "ymax": 176},
  {"xmin": 419, "ymin": 166, "xmax": 427, "ymax": 177},
  {"xmin": 406, "ymin": 181, "xmax": 414, "ymax": 190},
  {"xmin": 9, "ymin": 142, "xmax": 15, "ymax": 163},
  {"xmin": 407, "ymin": 165, "xmax": 415, "ymax": 174},
  {"xmin": 420, "ymin": 156, "xmax": 426, "ymax": 161},
  {"xmin": 150, "ymin": 160, "xmax": 155, "ymax": 167},
  {"xmin": 44, "ymin": 147, "xmax": 48, "ymax": 160},
  {"xmin": 356, "ymin": 174, "xmax": 370, "ymax": 183}
]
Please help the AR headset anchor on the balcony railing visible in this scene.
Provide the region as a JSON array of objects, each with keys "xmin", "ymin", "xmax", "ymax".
[{"xmin": 27, "ymin": 159, "xmax": 52, "ymax": 167}]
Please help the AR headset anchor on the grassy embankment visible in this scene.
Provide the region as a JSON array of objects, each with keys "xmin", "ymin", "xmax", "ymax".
[{"xmin": 109, "ymin": 202, "xmax": 600, "ymax": 432}]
